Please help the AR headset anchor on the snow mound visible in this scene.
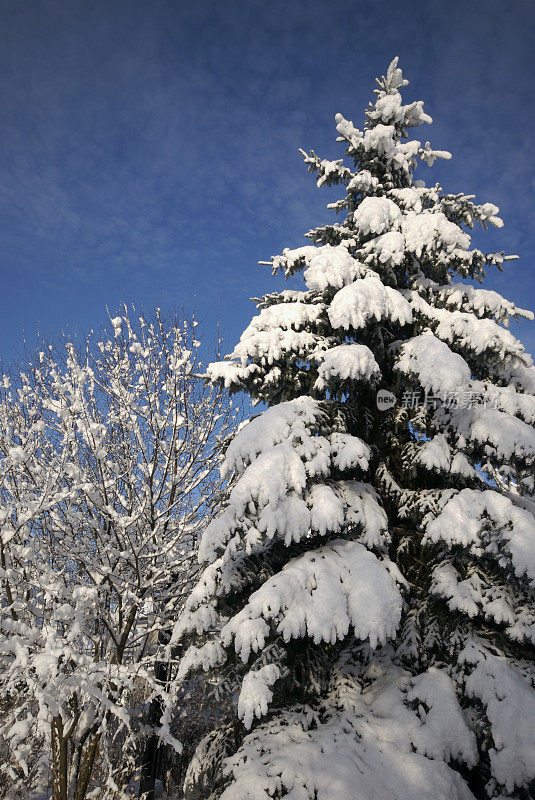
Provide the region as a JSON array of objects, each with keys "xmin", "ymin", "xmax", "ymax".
[
  {"xmin": 329, "ymin": 434, "xmax": 371, "ymax": 472},
  {"xmin": 315, "ymin": 343, "xmax": 381, "ymax": 388},
  {"xmin": 303, "ymin": 244, "xmax": 369, "ymax": 291},
  {"xmin": 238, "ymin": 664, "xmax": 281, "ymax": 730},
  {"xmin": 408, "ymin": 292, "xmax": 530, "ymax": 366},
  {"xmin": 219, "ymin": 667, "xmax": 476, "ymax": 800},
  {"xmin": 461, "ymin": 640, "xmax": 535, "ymax": 793},
  {"xmin": 415, "ymin": 435, "xmax": 451, "ymax": 473},
  {"xmin": 424, "ymin": 488, "xmax": 535, "ymax": 583},
  {"xmin": 271, "ymin": 244, "xmax": 369, "ymax": 287},
  {"xmin": 221, "ymin": 539, "xmax": 402, "ymax": 660},
  {"xmin": 352, "ymin": 196, "xmax": 403, "ymax": 235},
  {"xmin": 438, "ymin": 405, "xmax": 535, "ymax": 465},
  {"xmin": 396, "ymin": 333, "xmax": 471, "ymax": 394},
  {"xmin": 328, "ymin": 276, "xmax": 412, "ymax": 330},
  {"xmin": 224, "ymin": 397, "xmax": 325, "ymax": 474},
  {"xmin": 241, "ymin": 302, "xmax": 325, "ymax": 336},
  {"xmin": 402, "ymin": 211, "xmax": 470, "ymax": 256}
]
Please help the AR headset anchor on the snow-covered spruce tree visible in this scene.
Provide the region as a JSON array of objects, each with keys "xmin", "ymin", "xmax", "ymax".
[{"xmin": 172, "ymin": 59, "xmax": 535, "ymax": 800}]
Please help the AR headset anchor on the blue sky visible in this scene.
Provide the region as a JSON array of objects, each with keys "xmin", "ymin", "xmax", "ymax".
[{"xmin": 1, "ymin": 0, "xmax": 534, "ymax": 366}]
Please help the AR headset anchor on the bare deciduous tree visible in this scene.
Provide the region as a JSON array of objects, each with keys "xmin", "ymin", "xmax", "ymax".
[{"xmin": 0, "ymin": 307, "xmax": 239, "ymax": 800}]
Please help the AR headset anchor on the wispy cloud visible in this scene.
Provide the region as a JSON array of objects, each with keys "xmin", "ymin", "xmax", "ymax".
[{"xmin": 0, "ymin": 0, "xmax": 533, "ymax": 359}]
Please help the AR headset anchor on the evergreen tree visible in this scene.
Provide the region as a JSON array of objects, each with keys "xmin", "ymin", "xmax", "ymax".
[{"xmin": 172, "ymin": 59, "xmax": 535, "ymax": 800}]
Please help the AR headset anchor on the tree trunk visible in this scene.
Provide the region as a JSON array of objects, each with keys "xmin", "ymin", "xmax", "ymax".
[
  {"xmin": 51, "ymin": 717, "xmax": 68, "ymax": 800},
  {"xmin": 73, "ymin": 734, "xmax": 100, "ymax": 800},
  {"xmin": 138, "ymin": 633, "xmax": 172, "ymax": 800}
]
